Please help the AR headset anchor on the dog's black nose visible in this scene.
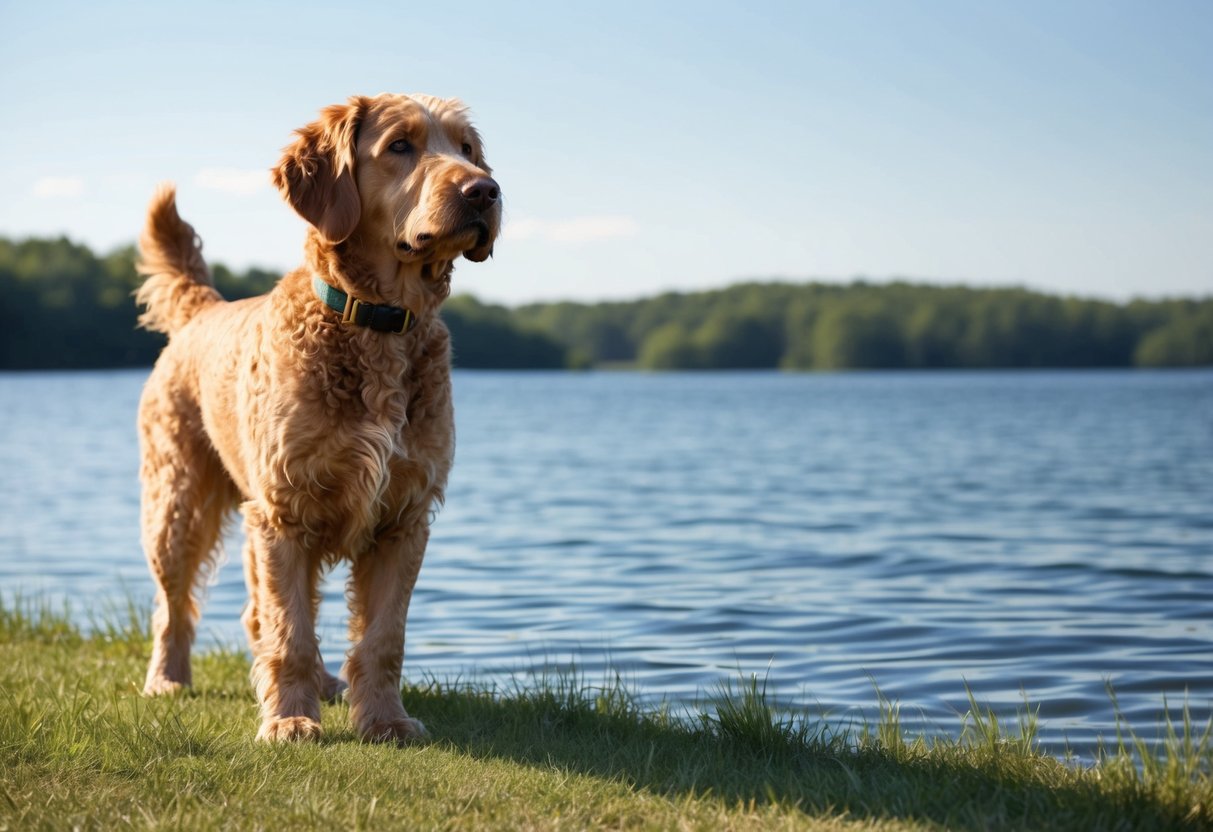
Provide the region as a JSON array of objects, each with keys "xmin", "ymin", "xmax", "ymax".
[{"xmin": 460, "ymin": 177, "xmax": 500, "ymax": 212}]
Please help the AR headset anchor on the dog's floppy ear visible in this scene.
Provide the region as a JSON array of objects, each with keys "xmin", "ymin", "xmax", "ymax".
[{"xmin": 272, "ymin": 97, "xmax": 367, "ymax": 244}]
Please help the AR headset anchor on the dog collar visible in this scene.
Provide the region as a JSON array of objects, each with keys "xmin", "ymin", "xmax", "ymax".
[{"xmin": 313, "ymin": 276, "xmax": 417, "ymax": 334}]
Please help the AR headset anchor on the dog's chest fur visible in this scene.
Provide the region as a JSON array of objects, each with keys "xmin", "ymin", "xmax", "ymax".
[{"xmin": 252, "ymin": 311, "xmax": 454, "ymax": 558}]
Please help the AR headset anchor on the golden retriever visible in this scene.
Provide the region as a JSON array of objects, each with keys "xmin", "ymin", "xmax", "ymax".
[{"xmin": 134, "ymin": 93, "xmax": 501, "ymax": 743}]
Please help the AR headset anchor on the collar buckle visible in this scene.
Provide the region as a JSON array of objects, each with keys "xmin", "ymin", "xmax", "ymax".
[
  {"xmin": 392, "ymin": 308, "xmax": 413, "ymax": 334},
  {"xmin": 340, "ymin": 293, "xmax": 362, "ymax": 325}
]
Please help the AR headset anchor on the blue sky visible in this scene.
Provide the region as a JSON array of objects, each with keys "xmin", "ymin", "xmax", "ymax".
[{"xmin": 2, "ymin": 0, "xmax": 1210, "ymax": 304}]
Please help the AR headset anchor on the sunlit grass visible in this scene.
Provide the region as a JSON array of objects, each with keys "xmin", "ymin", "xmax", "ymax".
[{"xmin": 1, "ymin": 596, "xmax": 1209, "ymax": 830}]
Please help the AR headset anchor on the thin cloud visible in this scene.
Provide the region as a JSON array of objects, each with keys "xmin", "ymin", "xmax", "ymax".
[
  {"xmin": 32, "ymin": 176, "xmax": 85, "ymax": 199},
  {"xmin": 508, "ymin": 215, "xmax": 639, "ymax": 243},
  {"xmin": 194, "ymin": 167, "xmax": 269, "ymax": 196}
]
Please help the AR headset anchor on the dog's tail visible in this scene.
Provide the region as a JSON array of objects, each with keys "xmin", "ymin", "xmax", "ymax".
[{"xmin": 135, "ymin": 184, "xmax": 223, "ymax": 335}]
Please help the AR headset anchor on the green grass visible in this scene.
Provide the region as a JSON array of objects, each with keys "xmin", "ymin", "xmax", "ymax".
[{"xmin": 1, "ymin": 598, "xmax": 1209, "ymax": 830}]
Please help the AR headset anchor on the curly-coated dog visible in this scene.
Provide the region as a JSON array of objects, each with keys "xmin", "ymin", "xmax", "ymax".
[{"xmin": 135, "ymin": 93, "xmax": 501, "ymax": 743}]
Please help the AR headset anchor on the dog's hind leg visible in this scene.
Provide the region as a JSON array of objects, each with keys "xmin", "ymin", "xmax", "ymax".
[{"xmin": 139, "ymin": 381, "xmax": 235, "ymax": 696}]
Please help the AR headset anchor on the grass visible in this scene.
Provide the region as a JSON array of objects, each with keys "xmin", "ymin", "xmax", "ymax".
[{"xmin": 1, "ymin": 598, "xmax": 1209, "ymax": 830}]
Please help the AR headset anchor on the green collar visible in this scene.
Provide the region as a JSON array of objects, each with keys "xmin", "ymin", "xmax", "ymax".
[{"xmin": 312, "ymin": 276, "xmax": 417, "ymax": 334}]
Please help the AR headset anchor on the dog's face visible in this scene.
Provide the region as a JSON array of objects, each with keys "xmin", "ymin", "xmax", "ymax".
[{"xmin": 273, "ymin": 93, "xmax": 501, "ymax": 264}]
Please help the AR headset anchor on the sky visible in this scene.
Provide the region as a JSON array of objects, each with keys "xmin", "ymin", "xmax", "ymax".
[{"xmin": 1, "ymin": 0, "xmax": 1210, "ymax": 305}]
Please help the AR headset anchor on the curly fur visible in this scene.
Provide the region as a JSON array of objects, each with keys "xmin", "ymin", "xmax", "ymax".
[
  {"xmin": 135, "ymin": 93, "xmax": 501, "ymax": 743},
  {"xmin": 135, "ymin": 183, "xmax": 222, "ymax": 334}
]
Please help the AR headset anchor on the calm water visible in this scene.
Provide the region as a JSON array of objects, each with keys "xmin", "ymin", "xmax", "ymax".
[{"xmin": 1, "ymin": 369, "xmax": 1210, "ymax": 756}]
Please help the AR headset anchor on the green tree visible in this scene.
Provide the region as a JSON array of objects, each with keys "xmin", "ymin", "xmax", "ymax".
[
  {"xmin": 692, "ymin": 313, "xmax": 783, "ymax": 369},
  {"xmin": 1134, "ymin": 307, "xmax": 1213, "ymax": 366},
  {"xmin": 810, "ymin": 302, "xmax": 906, "ymax": 369},
  {"xmin": 442, "ymin": 295, "xmax": 569, "ymax": 369},
  {"xmin": 638, "ymin": 322, "xmax": 702, "ymax": 369}
]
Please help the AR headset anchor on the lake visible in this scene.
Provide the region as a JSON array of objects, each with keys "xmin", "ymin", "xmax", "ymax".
[{"xmin": 1, "ymin": 368, "xmax": 1210, "ymax": 757}]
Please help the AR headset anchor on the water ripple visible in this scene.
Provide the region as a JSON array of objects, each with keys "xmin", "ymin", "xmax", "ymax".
[{"xmin": 1, "ymin": 368, "xmax": 1211, "ymax": 757}]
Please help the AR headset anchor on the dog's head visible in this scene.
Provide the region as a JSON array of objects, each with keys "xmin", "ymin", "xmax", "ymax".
[{"xmin": 272, "ymin": 93, "xmax": 501, "ymax": 266}]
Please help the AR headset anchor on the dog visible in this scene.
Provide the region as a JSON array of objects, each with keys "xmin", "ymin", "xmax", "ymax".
[{"xmin": 134, "ymin": 93, "xmax": 501, "ymax": 743}]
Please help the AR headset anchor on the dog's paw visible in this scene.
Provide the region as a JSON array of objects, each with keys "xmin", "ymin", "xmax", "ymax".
[
  {"xmin": 143, "ymin": 676, "xmax": 187, "ymax": 697},
  {"xmin": 256, "ymin": 716, "xmax": 323, "ymax": 743},
  {"xmin": 358, "ymin": 717, "xmax": 427, "ymax": 745},
  {"xmin": 321, "ymin": 672, "xmax": 348, "ymax": 703}
]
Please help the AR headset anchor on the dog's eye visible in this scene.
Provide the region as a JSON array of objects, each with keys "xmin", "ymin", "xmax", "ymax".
[
  {"xmin": 461, "ymin": 143, "xmax": 473, "ymax": 158},
  {"xmin": 388, "ymin": 139, "xmax": 412, "ymax": 154}
]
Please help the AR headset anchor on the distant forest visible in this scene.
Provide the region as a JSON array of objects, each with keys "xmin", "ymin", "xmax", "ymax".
[{"xmin": 2, "ymin": 235, "xmax": 1211, "ymax": 371}]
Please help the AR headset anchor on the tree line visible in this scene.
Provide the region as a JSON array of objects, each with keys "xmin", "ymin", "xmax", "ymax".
[
  {"xmin": 2, "ymin": 235, "xmax": 1209, "ymax": 371},
  {"xmin": 516, "ymin": 281, "xmax": 1213, "ymax": 370}
]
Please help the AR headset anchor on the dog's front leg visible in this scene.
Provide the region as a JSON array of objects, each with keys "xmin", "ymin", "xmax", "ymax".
[
  {"xmin": 344, "ymin": 520, "xmax": 428, "ymax": 744},
  {"xmin": 244, "ymin": 506, "xmax": 323, "ymax": 742},
  {"xmin": 240, "ymin": 535, "xmax": 347, "ymax": 705}
]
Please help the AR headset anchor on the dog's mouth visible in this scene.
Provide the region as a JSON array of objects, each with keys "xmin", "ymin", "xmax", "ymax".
[
  {"xmin": 468, "ymin": 219, "xmax": 490, "ymax": 248},
  {"xmin": 396, "ymin": 219, "xmax": 493, "ymax": 262}
]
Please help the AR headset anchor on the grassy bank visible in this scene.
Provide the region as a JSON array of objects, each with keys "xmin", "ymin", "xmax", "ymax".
[{"xmin": 1, "ymin": 601, "xmax": 1209, "ymax": 830}]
